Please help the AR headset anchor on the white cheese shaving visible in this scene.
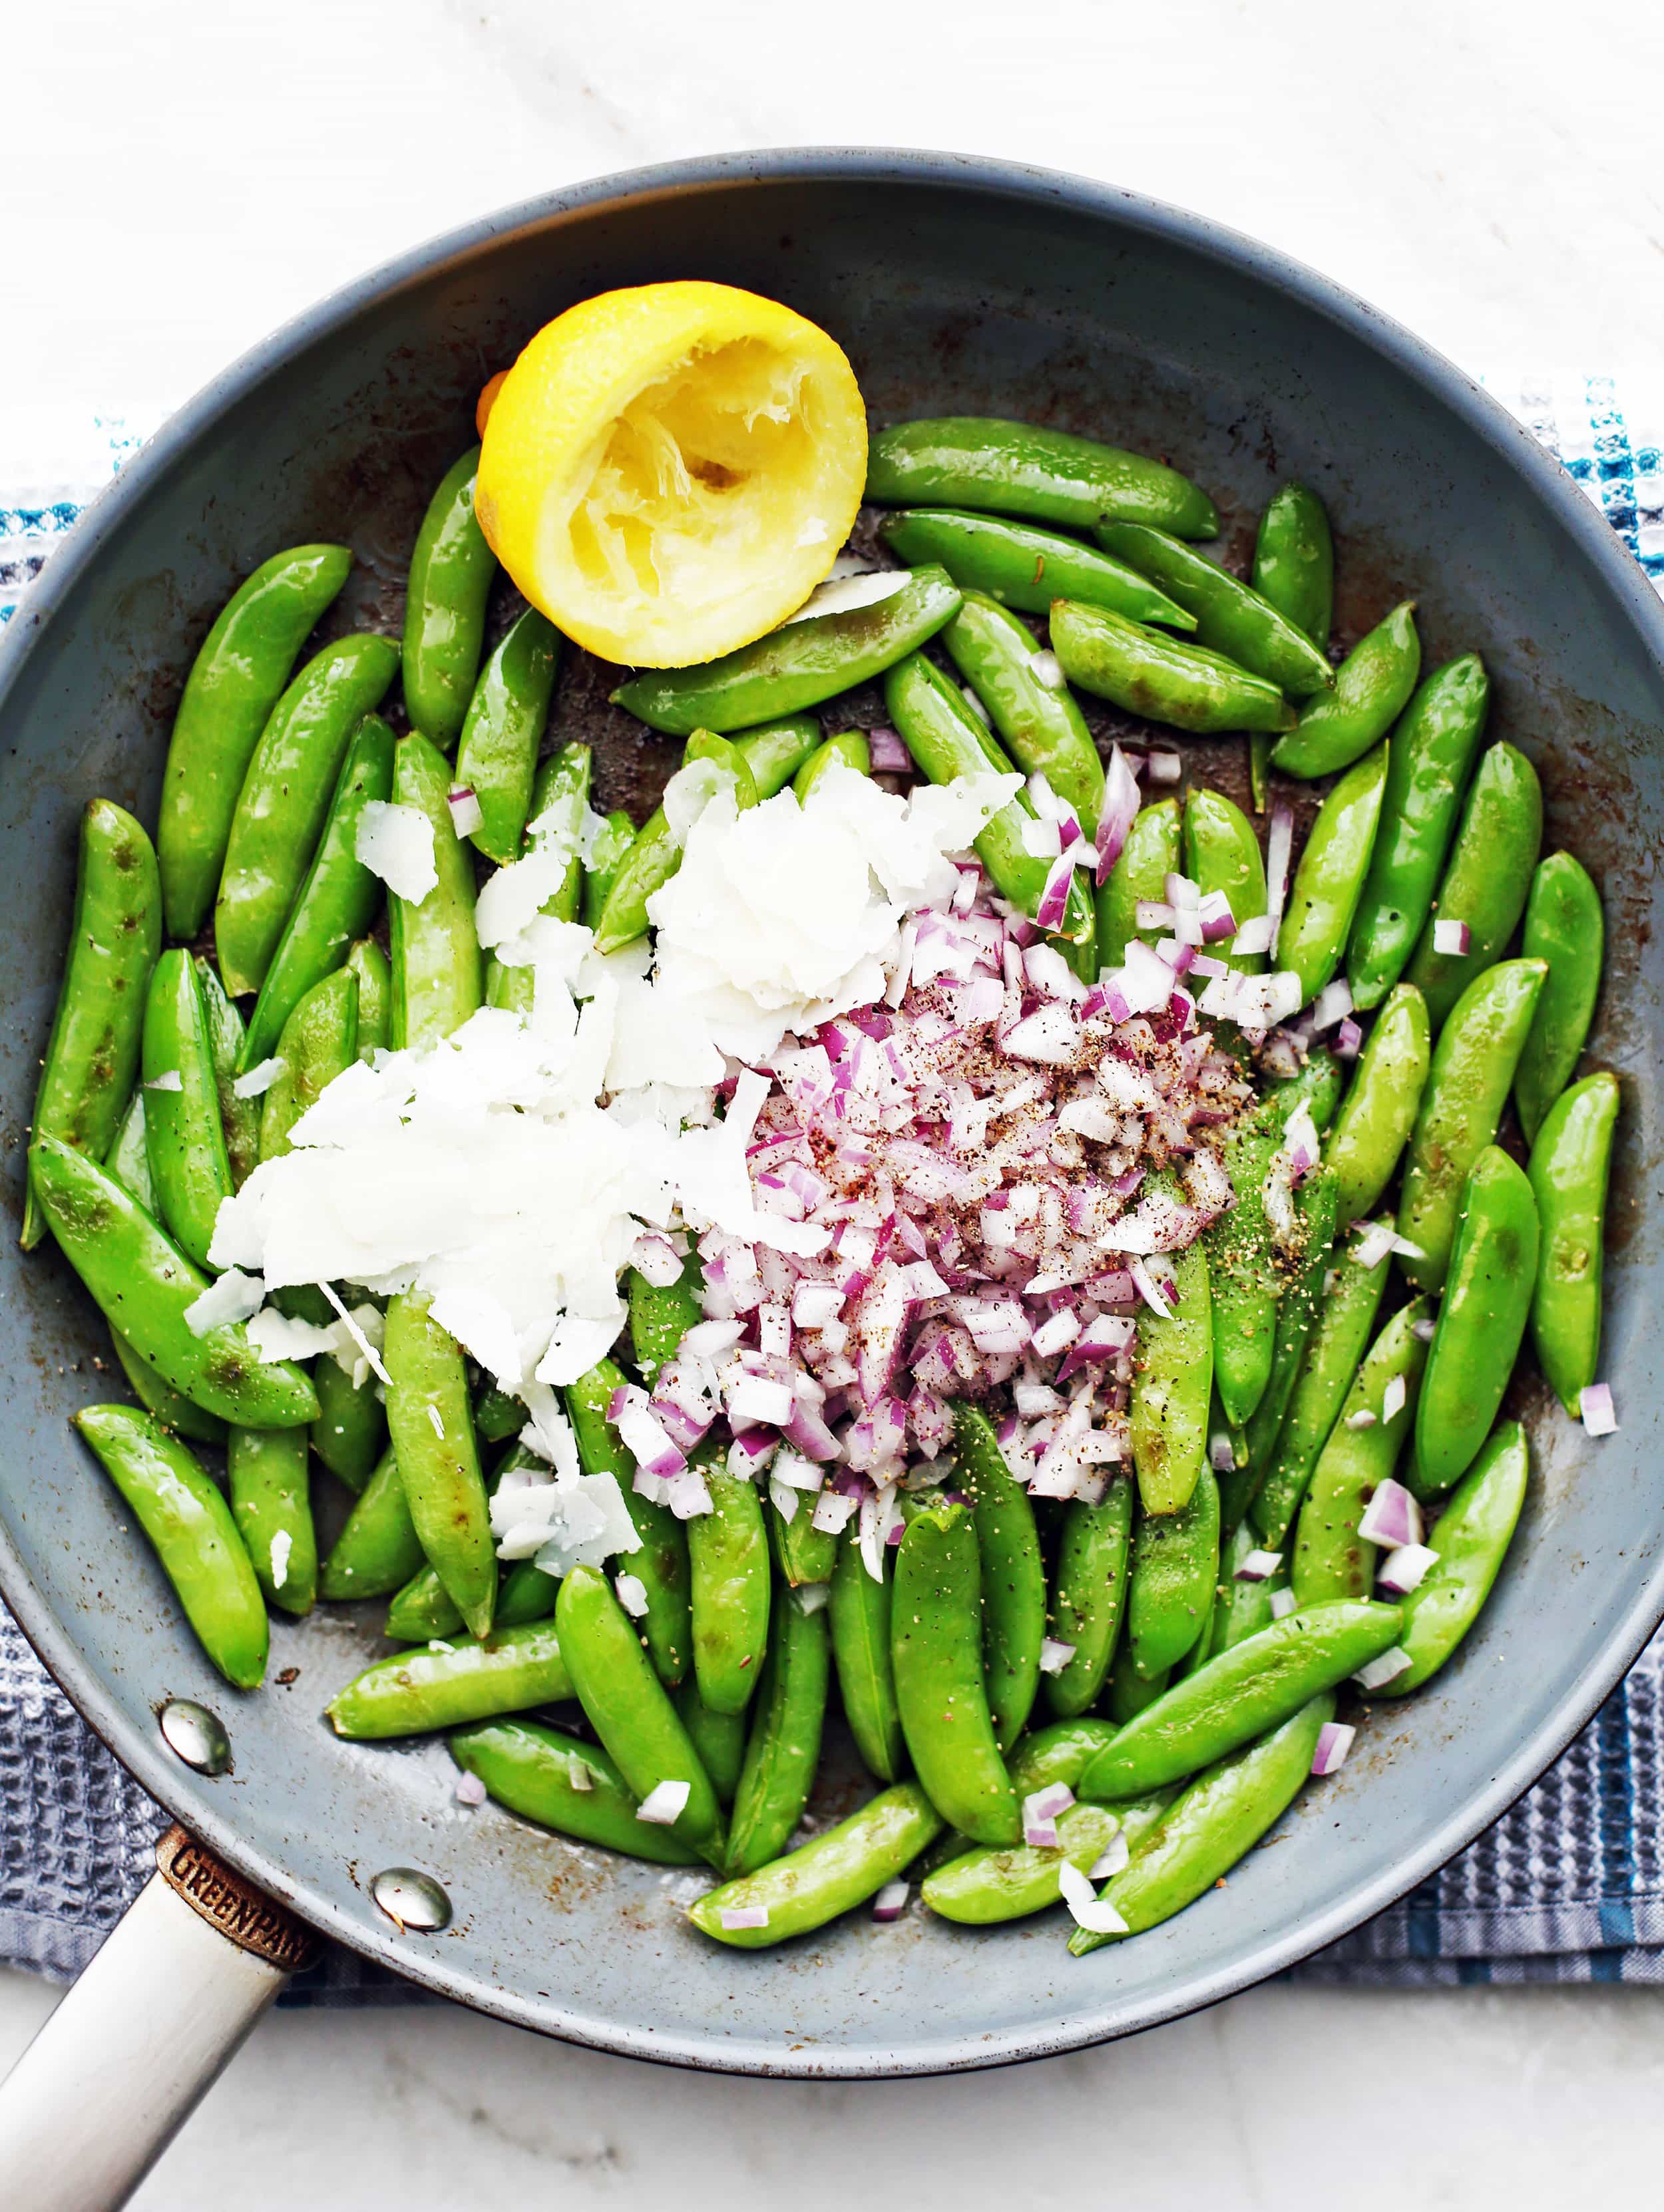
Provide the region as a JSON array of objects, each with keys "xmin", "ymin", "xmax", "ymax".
[
  {"xmin": 232, "ymin": 1057, "xmax": 286, "ymax": 1100},
  {"xmin": 182, "ymin": 1268, "xmax": 266, "ymax": 1338},
  {"xmin": 245, "ymin": 1308, "xmax": 340, "ymax": 1364},
  {"xmin": 489, "ymin": 1467, "xmax": 640, "ymax": 1572},
  {"xmin": 269, "ymin": 1529, "xmax": 292, "ymax": 1592},
  {"xmin": 143, "ymin": 1071, "xmax": 183, "ymax": 1093},
  {"xmin": 356, "ymin": 801, "xmax": 437, "ymax": 903},
  {"xmin": 781, "ymin": 569, "xmax": 909, "ymax": 624}
]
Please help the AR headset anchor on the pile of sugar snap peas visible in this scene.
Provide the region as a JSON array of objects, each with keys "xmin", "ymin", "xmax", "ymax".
[{"xmin": 25, "ymin": 409, "xmax": 1615, "ymax": 1958}]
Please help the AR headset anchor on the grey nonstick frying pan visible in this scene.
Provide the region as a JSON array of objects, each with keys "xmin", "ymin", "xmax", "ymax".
[{"xmin": 2, "ymin": 148, "xmax": 1662, "ymax": 2208}]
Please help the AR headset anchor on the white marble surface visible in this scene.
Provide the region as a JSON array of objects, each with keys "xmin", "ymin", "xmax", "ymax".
[{"xmin": 8, "ymin": 1, "xmax": 1664, "ymax": 2201}]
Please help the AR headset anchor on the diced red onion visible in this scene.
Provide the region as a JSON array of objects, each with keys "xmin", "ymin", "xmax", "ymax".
[
  {"xmin": 1412, "ymin": 1317, "xmax": 1437, "ymax": 1342},
  {"xmin": 1269, "ymin": 1586, "xmax": 1297, "ymax": 1618},
  {"xmin": 1235, "ymin": 1548, "xmax": 1283, "ymax": 1582},
  {"xmin": 1580, "ymin": 1383, "xmax": 1618, "ymax": 1437},
  {"xmin": 720, "ymin": 1905, "xmax": 771, "ymax": 1929},
  {"xmin": 1129, "ymin": 1256, "xmax": 1174, "ymax": 1319},
  {"xmin": 1039, "ymin": 1636, "xmax": 1076, "ymax": 1676},
  {"xmin": 446, "ymin": 785, "xmax": 484, "ymax": 836},
  {"xmin": 1265, "ymin": 804, "xmax": 1294, "ymax": 921},
  {"xmin": 1035, "ymin": 848, "xmax": 1076, "ymax": 932},
  {"xmin": 1096, "ymin": 744, "xmax": 1141, "ymax": 884},
  {"xmin": 1353, "ymin": 1646, "xmax": 1412, "ymax": 1692},
  {"xmin": 1358, "ymin": 1478, "xmax": 1422, "ymax": 1549},
  {"xmin": 1229, "ymin": 914, "xmax": 1277, "ymax": 957},
  {"xmin": 636, "ymin": 1779, "xmax": 691, "ymax": 1824},
  {"xmin": 1147, "ymin": 749, "xmax": 1182, "ymax": 785},
  {"xmin": 1310, "ymin": 978, "xmax": 1354, "ymax": 1031},
  {"xmin": 1380, "ymin": 1374, "xmax": 1408, "ymax": 1426},
  {"xmin": 629, "ymin": 1232, "xmax": 685, "ymax": 1289},
  {"xmin": 1344, "ymin": 1407, "xmax": 1378, "ymax": 1431},
  {"xmin": 1209, "ymin": 1431, "xmax": 1237, "ymax": 1473},
  {"xmin": 1432, "ymin": 916, "xmax": 1471, "ymax": 956},
  {"xmin": 1311, "ymin": 1722, "xmax": 1356, "ymax": 1777},
  {"xmin": 1136, "ymin": 900, "xmax": 1178, "ymax": 932},
  {"xmin": 867, "ymin": 725, "xmax": 911, "ymax": 773},
  {"xmin": 872, "ymin": 1880, "xmax": 910, "ymax": 1922},
  {"xmin": 1376, "ymin": 1542, "xmax": 1440, "ymax": 1595},
  {"xmin": 1335, "ymin": 1017, "xmax": 1364, "ymax": 1058},
  {"xmin": 1197, "ymin": 889, "xmax": 1237, "ymax": 942},
  {"xmin": 1351, "ymin": 1220, "xmax": 1397, "ymax": 1270},
  {"xmin": 1087, "ymin": 1833, "xmax": 1130, "ymax": 1881}
]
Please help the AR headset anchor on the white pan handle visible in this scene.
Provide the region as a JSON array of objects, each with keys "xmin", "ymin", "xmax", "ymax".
[{"xmin": 0, "ymin": 1825, "xmax": 318, "ymax": 2210}]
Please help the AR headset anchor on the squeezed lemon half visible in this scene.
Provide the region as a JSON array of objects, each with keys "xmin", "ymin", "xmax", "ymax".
[{"xmin": 475, "ymin": 281, "xmax": 867, "ymax": 668}]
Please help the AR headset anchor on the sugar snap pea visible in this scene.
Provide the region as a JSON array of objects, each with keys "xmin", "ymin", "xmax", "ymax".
[
  {"xmin": 1347, "ymin": 653, "xmax": 1490, "ymax": 1010},
  {"xmin": 1515, "ymin": 852, "xmax": 1603, "ymax": 1144},
  {"xmin": 1272, "ymin": 602, "xmax": 1420, "ymax": 779},
  {"xmin": 108, "ymin": 1323, "xmax": 226, "ymax": 1445},
  {"xmin": 383, "ymin": 1442, "xmax": 550, "ymax": 1640},
  {"xmin": 259, "ymin": 966, "xmax": 358, "ymax": 1161},
  {"xmin": 1275, "ymin": 741, "xmax": 1388, "ymax": 1007},
  {"xmin": 1068, "ymin": 1694, "xmax": 1333, "ymax": 1953},
  {"xmin": 1098, "ymin": 797, "xmax": 1181, "ymax": 969},
  {"xmin": 214, "ymin": 634, "xmax": 399, "ymax": 996},
  {"xmin": 453, "ymin": 608, "xmax": 561, "ymax": 864},
  {"xmin": 726, "ymin": 1590, "xmax": 831, "ymax": 1875},
  {"xmin": 891, "ymin": 1501, "xmax": 1021, "ymax": 1845},
  {"xmin": 1078, "ymin": 1598, "xmax": 1400, "ymax": 1799},
  {"xmin": 74, "ymin": 1405, "xmax": 268, "ymax": 1688},
  {"xmin": 1045, "ymin": 1475, "xmax": 1134, "ymax": 1718},
  {"xmin": 311, "ymin": 1338, "xmax": 387, "ymax": 1495},
  {"xmin": 769, "ymin": 1497, "xmax": 837, "ymax": 1588},
  {"xmin": 865, "ymin": 418, "xmax": 1219, "ymax": 538},
  {"xmin": 566, "ymin": 1356, "xmax": 691, "ymax": 1685},
  {"xmin": 1050, "ymin": 601, "xmax": 1296, "ymax": 736},
  {"xmin": 829, "ymin": 1528, "xmax": 907, "ymax": 1783},
  {"xmin": 1183, "ymin": 787, "xmax": 1268, "ymax": 976},
  {"xmin": 403, "ymin": 447, "xmax": 497, "ymax": 749},
  {"xmin": 1403, "ymin": 741, "xmax": 1543, "ymax": 1030},
  {"xmin": 1128, "ymin": 1467, "xmax": 1220, "ymax": 1677},
  {"xmin": 1396, "ymin": 957, "xmax": 1547, "ymax": 1291},
  {"xmin": 1207, "ymin": 1090, "xmax": 1306, "ymax": 1429},
  {"xmin": 487, "ymin": 742, "xmax": 591, "ymax": 1012},
  {"xmin": 1265, "ymin": 1045, "xmax": 1345, "ymax": 1133},
  {"xmin": 383, "ymin": 1290, "xmax": 495, "ymax": 1638},
  {"xmin": 1235, "ymin": 1167, "xmax": 1338, "ymax": 1519},
  {"xmin": 1249, "ymin": 1231, "xmax": 1390, "ymax": 1547},
  {"xmin": 34, "ymin": 1137, "xmax": 317, "ymax": 1426},
  {"xmin": 923, "ymin": 1799, "xmax": 1128, "ymax": 1925},
  {"xmin": 690, "ymin": 1780, "xmax": 941, "ymax": 1948},
  {"xmin": 319, "ymin": 1447, "xmax": 425, "ymax": 1600},
  {"xmin": 1009, "ymin": 1718, "xmax": 1119, "ymax": 1795},
  {"xmin": 879, "ymin": 508, "xmax": 1195, "ymax": 629},
  {"xmin": 731, "ymin": 715, "xmax": 823, "ymax": 800},
  {"xmin": 141, "ymin": 950, "xmax": 235, "ymax": 1271},
  {"xmin": 449, "ymin": 1718, "xmax": 702, "ymax": 1864},
  {"xmin": 347, "ymin": 937, "xmax": 390, "ymax": 1060},
  {"xmin": 674, "ymin": 1682, "xmax": 749, "ymax": 1805},
  {"xmin": 228, "ymin": 1424, "xmax": 316, "ymax": 1618},
  {"xmin": 556, "ymin": 1565, "xmax": 726, "ymax": 1865},
  {"xmin": 1377, "ymin": 1422, "xmax": 1528, "ymax": 1694},
  {"xmin": 385, "ymin": 1561, "xmax": 466, "ymax": 1643},
  {"xmin": 1292, "ymin": 1299, "xmax": 1430, "ymax": 1604},
  {"xmin": 105, "ymin": 1090, "xmax": 157, "ymax": 1212},
  {"xmin": 793, "ymin": 729, "xmax": 869, "ymax": 802},
  {"xmin": 582, "ymin": 811, "xmax": 635, "ymax": 930},
  {"xmin": 389, "ymin": 729, "xmax": 483, "ymax": 1049},
  {"xmin": 326, "ymin": 1618, "xmax": 572, "ymax": 1739},
  {"xmin": 1322, "ymin": 984, "xmax": 1429, "ymax": 1221},
  {"xmin": 687, "ymin": 1462, "xmax": 771, "ymax": 1716},
  {"xmin": 240, "ymin": 714, "xmax": 395, "ymax": 1070},
  {"xmin": 1131, "ymin": 1218, "xmax": 1213, "ymax": 1515},
  {"xmin": 25, "ymin": 800, "xmax": 161, "ymax": 1251},
  {"xmin": 953, "ymin": 1401, "xmax": 1045, "ymax": 1749},
  {"xmin": 1209, "ymin": 1519, "xmax": 1290, "ymax": 1652},
  {"xmin": 613, "ymin": 568, "xmax": 962, "ymax": 735},
  {"xmin": 158, "ymin": 544, "xmax": 353, "ymax": 940},
  {"xmin": 1251, "ymin": 484, "xmax": 1333, "ymax": 648},
  {"xmin": 628, "ymin": 1254, "xmax": 704, "ymax": 1383},
  {"xmin": 1414, "ymin": 1148, "xmax": 1538, "ymax": 1495},
  {"xmin": 1528, "ymin": 1071, "xmax": 1619, "ymax": 1417},
  {"xmin": 1096, "ymin": 524, "xmax": 1335, "ymax": 699},
  {"xmin": 941, "ymin": 591, "xmax": 1105, "ymax": 823},
  {"xmin": 1108, "ymin": 1641, "xmax": 1170, "ymax": 1722},
  {"xmin": 192, "ymin": 960, "xmax": 260, "ymax": 1191}
]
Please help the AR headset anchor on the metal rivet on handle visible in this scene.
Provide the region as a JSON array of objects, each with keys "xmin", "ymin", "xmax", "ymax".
[
  {"xmin": 158, "ymin": 1699, "xmax": 231, "ymax": 1775},
  {"xmin": 370, "ymin": 1867, "xmax": 452, "ymax": 1934}
]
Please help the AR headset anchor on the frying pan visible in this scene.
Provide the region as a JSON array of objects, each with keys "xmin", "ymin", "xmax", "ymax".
[{"xmin": 2, "ymin": 149, "xmax": 1663, "ymax": 2207}]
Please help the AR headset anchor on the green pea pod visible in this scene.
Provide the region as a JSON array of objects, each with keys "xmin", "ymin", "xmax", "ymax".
[
  {"xmin": 311, "ymin": 1347, "xmax": 387, "ymax": 1495},
  {"xmin": 1515, "ymin": 852, "xmax": 1603, "ymax": 1145},
  {"xmin": 318, "ymin": 1447, "xmax": 425, "ymax": 1600},
  {"xmin": 1107, "ymin": 1642, "xmax": 1169, "ymax": 1722},
  {"xmin": 228, "ymin": 1424, "xmax": 316, "ymax": 1618},
  {"xmin": 1249, "ymin": 735, "xmax": 1273, "ymax": 817},
  {"xmin": 1347, "ymin": 654, "xmax": 1491, "ymax": 1010},
  {"xmin": 628, "ymin": 1256, "xmax": 704, "ymax": 1382},
  {"xmin": 674, "ymin": 1681, "xmax": 749, "ymax": 1805},
  {"xmin": 385, "ymin": 1563, "xmax": 465, "ymax": 1644},
  {"xmin": 690, "ymin": 1780, "xmax": 941, "ymax": 1948},
  {"xmin": 566, "ymin": 1357, "xmax": 691, "ymax": 1686},
  {"xmin": 1396, "ymin": 958, "xmax": 1548, "ymax": 1291},
  {"xmin": 1128, "ymin": 1467, "xmax": 1220, "ymax": 1677},
  {"xmin": 1131, "ymin": 1216, "xmax": 1213, "ymax": 1515},
  {"xmin": 347, "ymin": 938, "xmax": 390, "ymax": 1061},
  {"xmin": 105, "ymin": 1090, "xmax": 157, "ymax": 1213},
  {"xmin": 451, "ymin": 609, "xmax": 561, "ymax": 864},
  {"xmin": 1095, "ymin": 524, "xmax": 1335, "ymax": 699},
  {"xmin": 1275, "ymin": 741, "xmax": 1389, "ymax": 1006},
  {"xmin": 582, "ymin": 811, "xmax": 636, "ymax": 930},
  {"xmin": 140, "ymin": 950, "xmax": 235, "ymax": 1271},
  {"xmin": 1050, "ymin": 601, "xmax": 1296, "ymax": 736},
  {"xmin": 259, "ymin": 966, "xmax": 358, "ymax": 1161},
  {"xmin": 865, "ymin": 417, "xmax": 1219, "ymax": 538},
  {"xmin": 1402, "ymin": 742, "xmax": 1544, "ymax": 1030},
  {"xmin": 1209, "ymin": 1519, "xmax": 1290, "ymax": 1653},
  {"xmin": 923, "ymin": 1799, "xmax": 1126, "ymax": 1925},
  {"xmin": 725, "ymin": 1590, "xmax": 831, "ymax": 1875},
  {"xmin": 1378, "ymin": 1423, "xmax": 1528, "ymax": 1694},
  {"xmin": 1266, "ymin": 1045, "xmax": 1346, "ymax": 1134},
  {"xmin": 769, "ymin": 1497, "xmax": 837, "ymax": 1588},
  {"xmin": 1068, "ymin": 1694, "xmax": 1333, "ymax": 1953},
  {"xmin": 1183, "ymin": 788, "xmax": 1269, "ymax": 976},
  {"xmin": 732, "ymin": 714, "xmax": 823, "ymax": 797},
  {"xmin": 1249, "ymin": 1230, "xmax": 1390, "ymax": 1547},
  {"xmin": 1045, "ymin": 1475, "xmax": 1134, "ymax": 1718},
  {"xmin": 793, "ymin": 729, "xmax": 870, "ymax": 802},
  {"xmin": 951, "ymin": 1403, "xmax": 1045, "ymax": 1750},
  {"xmin": 891, "ymin": 1502, "xmax": 1021, "ymax": 1845},
  {"xmin": 1009, "ymin": 1718, "xmax": 1118, "ymax": 1795},
  {"xmin": 879, "ymin": 508, "xmax": 1196, "ymax": 630},
  {"xmin": 941, "ymin": 591, "xmax": 1105, "ymax": 823},
  {"xmin": 25, "ymin": 800, "xmax": 161, "ymax": 1250},
  {"xmin": 1413, "ymin": 1149, "xmax": 1538, "ymax": 1495},
  {"xmin": 1235, "ymin": 1169, "xmax": 1338, "ymax": 1519},
  {"xmin": 1322, "ymin": 984, "xmax": 1430, "ymax": 1221},
  {"xmin": 214, "ymin": 636, "xmax": 400, "ymax": 996},
  {"xmin": 326, "ymin": 1618, "xmax": 571, "ymax": 1739},
  {"xmin": 240, "ymin": 715, "xmax": 395, "ymax": 1070},
  {"xmin": 402, "ymin": 447, "xmax": 497, "ymax": 749},
  {"xmin": 108, "ymin": 1326, "xmax": 228, "ymax": 1446},
  {"xmin": 1292, "ymin": 1300, "xmax": 1430, "ymax": 1605},
  {"xmin": 1251, "ymin": 484, "xmax": 1333, "ymax": 647},
  {"xmin": 829, "ymin": 1529, "xmax": 906, "ymax": 1783},
  {"xmin": 883, "ymin": 652, "xmax": 1094, "ymax": 948},
  {"xmin": 500, "ymin": 1560, "xmax": 560, "ymax": 1629},
  {"xmin": 1098, "ymin": 797, "xmax": 1182, "ymax": 968},
  {"xmin": 1208, "ymin": 1392, "xmax": 1253, "ymax": 1550},
  {"xmin": 74, "ymin": 1405, "xmax": 268, "ymax": 1689},
  {"xmin": 33, "ymin": 1138, "xmax": 317, "ymax": 1427},
  {"xmin": 159, "ymin": 545, "xmax": 353, "ymax": 940},
  {"xmin": 383, "ymin": 1291, "xmax": 495, "ymax": 1639},
  {"xmin": 556, "ymin": 1565, "xmax": 726, "ymax": 1865},
  {"xmin": 1528, "ymin": 1071, "xmax": 1619, "ymax": 1417},
  {"xmin": 1079, "ymin": 1598, "xmax": 1400, "ymax": 1799},
  {"xmin": 389, "ymin": 729, "xmax": 483, "ymax": 1049},
  {"xmin": 487, "ymin": 742, "xmax": 592, "ymax": 1012},
  {"xmin": 1207, "ymin": 1097, "xmax": 1299, "ymax": 1429},
  {"xmin": 614, "ymin": 568, "xmax": 962, "ymax": 736},
  {"xmin": 449, "ymin": 1718, "xmax": 702, "ymax": 1865},
  {"xmin": 1272, "ymin": 603, "xmax": 1420, "ymax": 783},
  {"xmin": 686, "ymin": 1464, "xmax": 771, "ymax": 1716}
]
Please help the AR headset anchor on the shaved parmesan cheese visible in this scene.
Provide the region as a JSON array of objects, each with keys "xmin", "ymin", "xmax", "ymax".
[
  {"xmin": 182, "ymin": 1268, "xmax": 265, "ymax": 1338},
  {"xmin": 269, "ymin": 1530, "xmax": 292, "ymax": 1591},
  {"xmin": 245, "ymin": 1308, "xmax": 339, "ymax": 1364},
  {"xmin": 356, "ymin": 801, "xmax": 437, "ymax": 902},
  {"xmin": 144, "ymin": 1071, "xmax": 183, "ymax": 1093},
  {"xmin": 232, "ymin": 1057, "xmax": 286, "ymax": 1099},
  {"xmin": 490, "ymin": 1468, "xmax": 641, "ymax": 1572},
  {"xmin": 636, "ymin": 1779, "xmax": 690, "ymax": 1825},
  {"xmin": 781, "ymin": 569, "xmax": 910, "ymax": 624}
]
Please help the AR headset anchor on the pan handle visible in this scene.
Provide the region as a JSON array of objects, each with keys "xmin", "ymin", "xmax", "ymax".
[{"xmin": 0, "ymin": 1825, "xmax": 318, "ymax": 2210}]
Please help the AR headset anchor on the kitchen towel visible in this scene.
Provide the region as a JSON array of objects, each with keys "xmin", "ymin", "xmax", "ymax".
[{"xmin": 3, "ymin": 377, "xmax": 1663, "ymax": 2002}]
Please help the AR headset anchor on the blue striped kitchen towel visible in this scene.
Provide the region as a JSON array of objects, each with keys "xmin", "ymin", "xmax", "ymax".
[{"xmin": 3, "ymin": 380, "xmax": 1663, "ymax": 2002}]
